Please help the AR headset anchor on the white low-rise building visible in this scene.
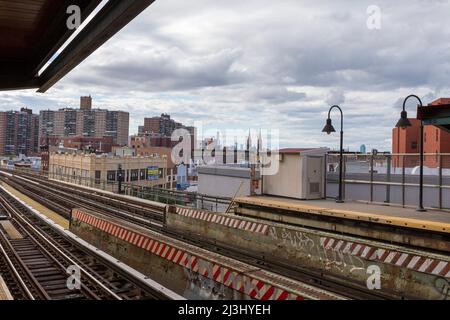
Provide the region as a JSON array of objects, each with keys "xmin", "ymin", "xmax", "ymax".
[{"xmin": 49, "ymin": 152, "xmax": 167, "ymax": 192}]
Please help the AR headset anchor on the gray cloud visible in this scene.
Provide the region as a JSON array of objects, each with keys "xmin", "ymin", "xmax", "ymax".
[
  {"xmin": 326, "ymin": 90, "xmax": 346, "ymax": 106},
  {"xmin": 3, "ymin": 0, "xmax": 450, "ymax": 151},
  {"xmin": 70, "ymin": 47, "xmax": 248, "ymax": 92}
]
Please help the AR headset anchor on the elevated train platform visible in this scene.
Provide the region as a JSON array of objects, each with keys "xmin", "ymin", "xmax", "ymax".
[
  {"xmin": 234, "ymin": 196, "xmax": 450, "ymax": 253},
  {"xmin": 168, "ymin": 201, "xmax": 450, "ymax": 299},
  {"xmin": 236, "ymin": 196, "xmax": 450, "ymax": 232}
]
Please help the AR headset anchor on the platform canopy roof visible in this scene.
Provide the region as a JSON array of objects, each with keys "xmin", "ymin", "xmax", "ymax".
[
  {"xmin": 0, "ymin": 0, "xmax": 155, "ymax": 92},
  {"xmin": 417, "ymin": 104, "xmax": 450, "ymax": 133}
]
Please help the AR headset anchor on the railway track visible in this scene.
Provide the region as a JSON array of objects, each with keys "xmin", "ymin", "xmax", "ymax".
[
  {"xmin": 1, "ymin": 175, "xmax": 162, "ymax": 228},
  {"xmin": 0, "ymin": 236, "xmax": 36, "ymax": 300},
  {"xmin": 9, "ymin": 171, "xmax": 166, "ymax": 219},
  {"xmin": 0, "ymin": 170, "xmax": 396, "ymax": 299},
  {"xmin": 0, "ymin": 188, "xmax": 178, "ymax": 300}
]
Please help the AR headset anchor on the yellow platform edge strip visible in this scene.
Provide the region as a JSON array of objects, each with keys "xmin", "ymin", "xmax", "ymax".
[{"xmin": 235, "ymin": 197, "xmax": 450, "ymax": 234}]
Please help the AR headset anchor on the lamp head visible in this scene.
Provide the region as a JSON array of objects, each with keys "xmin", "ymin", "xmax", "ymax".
[
  {"xmin": 322, "ymin": 118, "xmax": 336, "ymax": 135},
  {"xmin": 396, "ymin": 110, "xmax": 412, "ymax": 128}
]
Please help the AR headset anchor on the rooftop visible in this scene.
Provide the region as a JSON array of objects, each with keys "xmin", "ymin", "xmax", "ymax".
[
  {"xmin": 277, "ymin": 147, "xmax": 329, "ymax": 154},
  {"xmin": 417, "ymin": 98, "xmax": 450, "ymax": 133}
]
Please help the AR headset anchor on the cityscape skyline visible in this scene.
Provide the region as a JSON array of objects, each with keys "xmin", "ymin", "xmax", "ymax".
[
  {"xmin": 2, "ymin": 1, "xmax": 450, "ymax": 151},
  {"xmin": 0, "ymin": 0, "xmax": 449, "ymax": 305}
]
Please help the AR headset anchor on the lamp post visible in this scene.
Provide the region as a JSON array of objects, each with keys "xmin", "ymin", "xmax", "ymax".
[
  {"xmin": 396, "ymin": 95, "xmax": 426, "ymax": 212},
  {"xmin": 322, "ymin": 105, "xmax": 344, "ymax": 203},
  {"xmin": 118, "ymin": 164, "xmax": 123, "ymax": 194}
]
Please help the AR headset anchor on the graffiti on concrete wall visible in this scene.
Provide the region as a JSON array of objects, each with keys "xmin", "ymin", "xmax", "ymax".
[
  {"xmin": 269, "ymin": 227, "xmax": 315, "ymax": 251},
  {"xmin": 269, "ymin": 227, "xmax": 366, "ymax": 275},
  {"xmin": 182, "ymin": 265, "xmax": 227, "ymax": 300},
  {"xmin": 179, "ymin": 252, "xmax": 302, "ymax": 300}
]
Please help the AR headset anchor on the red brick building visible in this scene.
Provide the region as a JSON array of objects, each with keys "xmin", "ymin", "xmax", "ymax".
[
  {"xmin": 392, "ymin": 98, "xmax": 450, "ymax": 168},
  {"xmin": 42, "ymin": 135, "xmax": 114, "ymax": 153},
  {"xmin": 130, "ymin": 134, "xmax": 175, "ymax": 149},
  {"xmin": 141, "ymin": 114, "xmax": 183, "ymax": 137}
]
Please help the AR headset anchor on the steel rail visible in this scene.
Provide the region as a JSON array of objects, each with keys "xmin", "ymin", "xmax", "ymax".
[
  {"xmin": 0, "ymin": 186, "xmax": 178, "ymax": 300},
  {"xmin": 11, "ymin": 174, "xmax": 164, "ymax": 223},
  {"xmin": 0, "ymin": 193, "xmax": 122, "ymax": 300},
  {"xmin": 0, "ymin": 233, "xmax": 36, "ymax": 300},
  {"xmin": 0, "ymin": 174, "xmax": 396, "ymax": 300}
]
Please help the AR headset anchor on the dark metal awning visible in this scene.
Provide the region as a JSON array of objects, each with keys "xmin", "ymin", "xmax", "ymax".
[
  {"xmin": 417, "ymin": 104, "xmax": 450, "ymax": 133},
  {"xmin": 0, "ymin": 0, "xmax": 155, "ymax": 92}
]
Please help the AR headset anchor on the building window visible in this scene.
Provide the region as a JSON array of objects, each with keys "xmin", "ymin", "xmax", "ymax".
[
  {"xmin": 131, "ymin": 169, "xmax": 139, "ymax": 181},
  {"xmin": 140, "ymin": 169, "xmax": 146, "ymax": 180},
  {"xmin": 107, "ymin": 170, "xmax": 116, "ymax": 182},
  {"xmin": 411, "ymin": 141, "xmax": 417, "ymax": 149},
  {"xmin": 95, "ymin": 171, "xmax": 101, "ymax": 185},
  {"xmin": 126, "ymin": 170, "xmax": 130, "ymax": 182}
]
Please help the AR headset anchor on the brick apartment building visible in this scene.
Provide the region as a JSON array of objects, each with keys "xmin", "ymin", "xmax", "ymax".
[
  {"xmin": 140, "ymin": 113, "xmax": 183, "ymax": 136},
  {"xmin": 392, "ymin": 98, "xmax": 450, "ymax": 168},
  {"xmin": 131, "ymin": 134, "xmax": 176, "ymax": 149},
  {"xmin": 136, "ymin": 114, "xmax": 196, "ymax": 160},
  {"xmin": 39, "ymin": 96, "xmax": 129, "ymax": 147},
  {"xmin": 0, "ymin": 108, "xmax": 39, "ymax": 156}
]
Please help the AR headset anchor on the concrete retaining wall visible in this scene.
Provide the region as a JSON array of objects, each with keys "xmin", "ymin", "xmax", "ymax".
[
  {"xmin": 70, "ymin": 208, "xmax": 331, "ymax": 300},
  {"xmin": 235, "ymin": 206, "xmax": 450, "ymax": 254},
  {"xmin": 169, "ymin": 207, "xmax": 450, "ymax": 299}
]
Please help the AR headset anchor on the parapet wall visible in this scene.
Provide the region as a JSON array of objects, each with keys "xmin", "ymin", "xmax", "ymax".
[
  {"xmin": 168, "ymin": 206, "xmax": 450, "ymax": 299},
  {"xmin": 70, "ymin": 208, "xmax": 342, "ymax": 300}
]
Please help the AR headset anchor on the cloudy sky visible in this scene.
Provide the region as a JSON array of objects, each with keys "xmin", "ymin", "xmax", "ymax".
[{"xmin": 2, "ymin": 0, "xmax": 450, "ymax": 151}]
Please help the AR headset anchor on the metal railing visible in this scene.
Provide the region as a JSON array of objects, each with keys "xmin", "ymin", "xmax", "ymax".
[
  {"xmin": 326, "ymin": 153, "xmax": 450, "ymax": 209},
  {"xmin": 2, "ymin": 167, "xmax": 231, "ymax": 212}
]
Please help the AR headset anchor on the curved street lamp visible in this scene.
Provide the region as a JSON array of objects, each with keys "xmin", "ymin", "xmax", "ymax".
[
  {"xmin": 396, "ymin": 95, "xmax": 426, "ymax": 212},
  {"xmin": 322, "ymin": 105, "xmax": 344, "ymax": 203}
]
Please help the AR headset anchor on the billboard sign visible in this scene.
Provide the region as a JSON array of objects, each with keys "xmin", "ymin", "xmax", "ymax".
[{"xmin": 147, "ymin": 166, "xmax": 159, "ymax": 181}]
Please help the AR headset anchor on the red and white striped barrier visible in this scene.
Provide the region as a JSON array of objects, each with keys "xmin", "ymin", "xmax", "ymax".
[
  {"xmin": 175, "ymin": 207, "xmax": 268, "ymax": 235},
  {"xmin": 320, "ymin": 237, "xmax": 450, "ymax": 278},
  {"xmin": 72, "ymin": 209, "xmax": 315, "ymax": 300}
]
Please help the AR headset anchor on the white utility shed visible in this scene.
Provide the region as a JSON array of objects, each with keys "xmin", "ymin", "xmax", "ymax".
[{"xmin": 262, "ymin": 148, "xmax": 329, "ymax": 200}]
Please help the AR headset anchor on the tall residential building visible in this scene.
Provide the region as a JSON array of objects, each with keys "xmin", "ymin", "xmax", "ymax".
[
  {"xmin": 142, "ymin": 113, "xmax": 183, "ymax": 137},
  {"xmin": 39, "ymin": 97, "xmax": 129, "ymax": 147},
  {"xmin": 80, "ymin": 95, "xmax": 92, "ymax": 110},
  {"xmin": 137, "ymin": 114, "xmax": 196, "ymax": 160},
  {"xmin": 392, "ymin": 97, "xmax": 450, "ymax": 168},
  {"xmin": 0, "ymin": 108, "xmax": 39, "ymax": 156}
]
